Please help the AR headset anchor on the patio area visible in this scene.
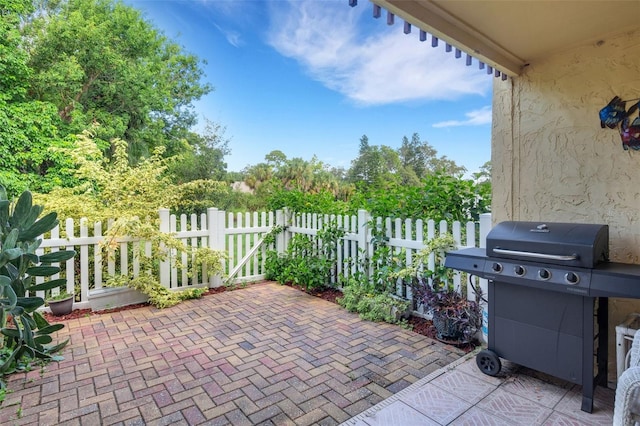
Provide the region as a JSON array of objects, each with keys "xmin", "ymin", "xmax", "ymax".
[
  {"xmin": 0, "ymin": 282, "xmax": 466, "ymax": 425},
  {"xmin": 0, "ymin": 281, "xmax": 616, "ymax": 425}
]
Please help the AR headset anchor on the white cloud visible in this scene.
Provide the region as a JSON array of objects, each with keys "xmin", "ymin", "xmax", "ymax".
[
  {"xmin": 214, "ymin": 23, "xmax": 243, "ymax": 47},
  {"xmin": 197, "ymin": 0, "xmax": 262, "ymax": 48},
  {"xmin": 432, "ymin": 106, "xmax": 493, "ymax": 128},
  {"xmin": 265, "ymin": 0, "xmax": 491, "ymax": 106}
]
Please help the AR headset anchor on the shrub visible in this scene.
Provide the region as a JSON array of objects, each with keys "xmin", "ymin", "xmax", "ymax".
[
  {"xmin": 264, "ymin": 221, "xmax": 344, "ymax": 291},
  {"xmin": 0, "ymin": 187, "xmax": 76, "ymax": 390},
  {"xmin": 395, "ymin": 235, "xmax": 481, "ymax": 343}
]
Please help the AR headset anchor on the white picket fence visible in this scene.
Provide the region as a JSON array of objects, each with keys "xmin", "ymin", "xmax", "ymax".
[{"xmin": 35, "ymin": 207, "xmax": 491, "ymax": 310}]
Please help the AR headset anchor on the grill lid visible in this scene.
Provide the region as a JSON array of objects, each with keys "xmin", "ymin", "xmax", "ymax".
[{"xmin": 486, "ymin": 221, "xmax": 609, "ymax": 268}]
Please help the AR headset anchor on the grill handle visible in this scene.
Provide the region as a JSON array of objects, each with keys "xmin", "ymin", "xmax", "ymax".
[{"xmin": 492, "ymin": 248, "xmax": 578, "ymax": 261}]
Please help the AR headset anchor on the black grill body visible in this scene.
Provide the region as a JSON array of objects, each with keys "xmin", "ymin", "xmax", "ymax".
[{"xmin": 444, "ymin": 221, "xmax": 633, "ymax": 414}]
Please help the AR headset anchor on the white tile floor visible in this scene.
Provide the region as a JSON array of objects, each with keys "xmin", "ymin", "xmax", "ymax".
[{"xmin": 340, "ymin": 353, "xmax": 615, "ymax": 426}]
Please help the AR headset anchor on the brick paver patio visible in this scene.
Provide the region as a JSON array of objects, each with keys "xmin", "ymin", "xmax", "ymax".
[{"xmin": 0, "ymin": 282, "xmax": 465, "ymax": 425}]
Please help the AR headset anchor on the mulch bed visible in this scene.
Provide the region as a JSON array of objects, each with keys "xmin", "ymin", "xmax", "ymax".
[{"xmin": 42, "ymin": 282, "xmax": 477, "ymax": 352}]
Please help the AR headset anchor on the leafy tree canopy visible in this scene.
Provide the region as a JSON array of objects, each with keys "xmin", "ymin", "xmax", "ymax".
[
  {"xmin": 23, "ymin": 0, "xmax": 212, "ymax": 159},
  {"xmin": 243, "ymin": 151, "xmax": 354, "ymax": 200},
  {"xmin": 167, "ymin": 119, "xmax": 231, "ymax": 184},
  {"xmin": 349, "ymin": 133, "xmax": 467, "ymax": 190},
  {"xmin": 0, "ymin": 0, "xmax": 221, "ymax": 196}
]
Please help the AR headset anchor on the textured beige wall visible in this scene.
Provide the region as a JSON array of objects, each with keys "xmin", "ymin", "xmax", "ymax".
[{"xmin": 492, "ymin": 28, "xmax": 640, "ymax": 381}]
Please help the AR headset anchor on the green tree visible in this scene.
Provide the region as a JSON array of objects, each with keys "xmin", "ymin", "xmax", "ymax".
[
  {"xmin": 0, "ymin": 0, "xmax": 77, "ymax": 195},
  {"xmin": 244, "ymin": 152, "xmax": 349, "ymax": 200},
  {"xmin": 23, "ymin": 0, "xmax": 212, "ymax": 160},
  {"xmin": 264, "ymin": 150, "xmax": 287, "ymax": 170},
  {"xmin": 472, "ymin": 160, "xmax": 492, "ymax": 214},
  {"xmin": 167, "ymin": 120, "xmax": 230, "ymax": 183},
  {"xmin": 32, "ymin": 131, "xmax": 225, "ymax": 309},
  {"xmin": 398, "ymin": 133, "xmax": 466, "ymax": 183},
  {"xmin": 35, "ymin": 129, "xmax": 177, "ymax": 223},
  {"xmin": 0, "ymin": 0, "xmax": 220, "ymax": 194},
  {"xmin": 244, "ymin": 163, "xmax": 275, "ymax": 190},
  {"xmin": 398, "ymin": 133, "xmax": 435, "ymax": 183},
  {"xmin": 0, "ymin": 0, "xmax": 32, "ymax": 102},
  {"xmin": 347, "ymin": 135, "xmax": 401, "ymax": 190}
]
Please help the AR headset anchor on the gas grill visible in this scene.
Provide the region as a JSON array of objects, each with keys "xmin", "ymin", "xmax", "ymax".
[{"xmin": 445, "ymin": 221, "xmax": 640, "ymax": 413}]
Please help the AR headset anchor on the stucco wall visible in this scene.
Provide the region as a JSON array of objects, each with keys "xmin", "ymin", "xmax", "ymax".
[{"xmin": 492, "ymin": 28, "xmax": 640, "ymax": 382}]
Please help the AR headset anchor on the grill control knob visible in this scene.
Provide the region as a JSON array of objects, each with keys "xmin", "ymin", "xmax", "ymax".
[
  {"xmin": 538, "ymin": 269, "xmax": 551, "ymax": 280},
  {"xmin": 514, "ymin": 265, "xmax": 526, "ymax": 276},
  {"xmin": 565, "ymin": 272, "xmax": 580, "ymax": 285},
  {"xmin": 491, "ymin": 262, "xmax": 503, "ymax": 273}
]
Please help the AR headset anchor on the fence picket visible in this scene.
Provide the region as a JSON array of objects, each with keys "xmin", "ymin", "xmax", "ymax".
[
  {"xmin": 50, "ymin": 225, "xmax": 61, "ymax": 298},
  {"xmin": 169, "ymin": 214, "xmax": 178, "ymax": 288},
  {"xmin": 245, "ymin": 212, "xmax": 251, "ymax": 277},
  {"xmin": 107, "ymin": 218, "xmax": 115, "ymax": 278}
]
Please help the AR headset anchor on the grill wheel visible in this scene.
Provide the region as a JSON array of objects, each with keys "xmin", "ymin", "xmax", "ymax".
[{"xmin": 476, "ymin": 349, "xmax": 501, "ymax": 376}]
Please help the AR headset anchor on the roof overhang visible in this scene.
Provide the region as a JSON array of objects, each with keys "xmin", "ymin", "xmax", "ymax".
[{"xmin": 360, "ymin": 0, "xmax": 640, "ymax": 78}]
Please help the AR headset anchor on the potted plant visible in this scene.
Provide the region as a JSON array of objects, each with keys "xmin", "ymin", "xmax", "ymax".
[
  {"xmin": 47, "ymin": 291, "xmax": 75, "ymax": 316},
  {"xmin": 414, "ymin": 283, "xmax": 480, "ymax": 343},
  {"xmin": 395, "ymin": 235, "xmax": 481, "ymax": 345}
]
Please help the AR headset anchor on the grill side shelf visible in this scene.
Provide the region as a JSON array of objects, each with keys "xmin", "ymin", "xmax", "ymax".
[
  {"xmin": 591, "ymin": 263, "xmax": 640, "ymax": 298},
  {"xmin": 444, "ymin": 248, "xmax": 488, "ymax": 278}
]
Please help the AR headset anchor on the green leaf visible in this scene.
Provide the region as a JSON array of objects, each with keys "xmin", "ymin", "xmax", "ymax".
[
  {"xmin": 20, "ymin": 314, "xmax": 35, "ymax": 347},
  {"xmin": 4, "ymin": 263, "xmax": 18, "ymax": 280},
  {"xmin": 1, "ymin": 328, "xmax": 20, "ymax": 338},
  {"xmin": 32, "ymin": 311, "xmax": 50, "ymax": 329},
  {"xmin": 35, "ymin": 323, "xmax": 64, "ymax": 335},
  {"xmin": 0, "ymin": 200, "xmax": 10, "ymax": 229},
  {"xmin": 3, "ymin": 229, "xmax": 19, "ymax": 250},
  {"xmin": 10, "ymin": 191, "xmax": 32, "ymax": 228},
  {"xmin": 22, "ymin": 205, "xmax": 43, "ymax": 230},
  {"xmin": 0, "ymin": 349, "xmax": 18, "ymax": 374},
  {"xmin": 22, "ymin": 312, "xmax": 36, "ymax": 330},
  {"xmin": 1, "ymin": 248, "xmax": 23, "ymax": 261},
  {"xmin": 16, "ymin": 297, "xmax": 44, "ymax": 312},
  {"xmin": 34, "ymin": 335, "xmax": 53, "ymax": 345},
  {"xmin": 46, "ymin": 338, "xmax": 69, "ymax": 354},
  {"xmin": 29, "ymin": 278, "xmax": 67, "ymax": 292},
  {"xmin": 20, "ymin": 345, "xmax": 35, "ymax": 360},
  {"xmin": 9, "ymin": 306, "xmax": 24, "ymax": 316},
  {"xmin": 19, "ymin": 212, "xmax": 58, "ymax": 241},
  {"xmin": 0, "ymin": 283, "xmax": 18, "ymax": 308},
  {"xmin": 29, "ymin": 347, "xmax": 52, "ymax": 360},
  {"xmin": 10, "ymin": 277, "xmax": 25, "ymax": 298},
  {"xmin": 26, "ymin": 266, "xmax": 60, "ymax": 277},
  {"xmin": 38, "ymin": 250, "xmax": 76, "ymax": 264},
  {"xmin": 22, "ymin": 252, "xmax": 39, "ymax": 263}
]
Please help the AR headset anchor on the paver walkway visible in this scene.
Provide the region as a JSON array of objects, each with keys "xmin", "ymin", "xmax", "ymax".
[
  {"xmin": 341, "ymin": 355, "xmax": 615, "ymax": 425},
  {"xmin": 0, "ymin": 282, "xmax": 465, "ymax": 425}
]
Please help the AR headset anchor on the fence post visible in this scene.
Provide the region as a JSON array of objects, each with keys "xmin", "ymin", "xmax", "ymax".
[
  {"xmin": 478, "ymin": 212, "xmax": 492, "ymax": 342},
  {"xmin": 207, "ymin": 208, "xmax": 225, "ymax": 287},
  {"xmin": 479, "ymin": 213, "xmax": 492, "ymax": 248},
  {"xmin": 357, "ymin": 209, "xmax": 371, "ymax": 276},
  {"xmin": 275, "ymin": 209, "xmax": 284, "ymax": 255},
  {"xmin": 80, "ymin": 218, "xmax": 90, "ymax": 303},
  {"xmin": 276, "ymin": 208, "xmax": 291, "ymax": 256},
  {"xmin": 159, "ymin": 208, "xmax": 171, "ymax": 288}
]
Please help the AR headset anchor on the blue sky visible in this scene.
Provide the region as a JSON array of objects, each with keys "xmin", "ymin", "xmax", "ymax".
[{"xmin": 127, "ymin": 0, "xmax": 493, "ymax": 175}]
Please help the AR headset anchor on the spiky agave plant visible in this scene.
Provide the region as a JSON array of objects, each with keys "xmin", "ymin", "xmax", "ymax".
[{"xmin": 0, "ymin": 187, "xmax": 76, "ymax": 389}]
